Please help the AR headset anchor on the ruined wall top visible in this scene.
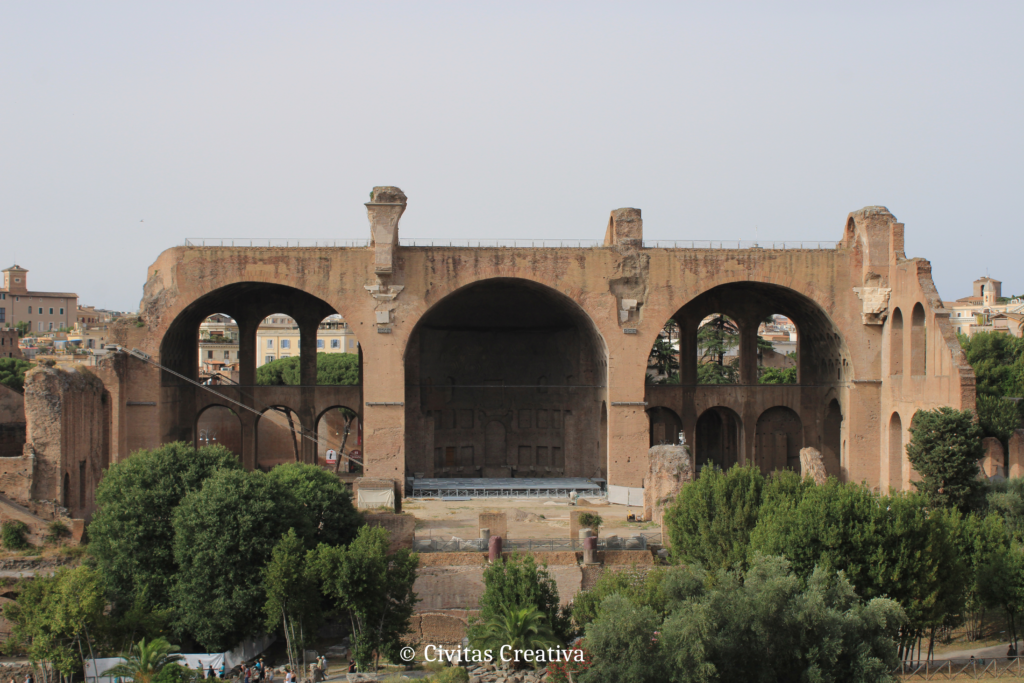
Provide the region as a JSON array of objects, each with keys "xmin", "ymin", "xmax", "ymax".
[{"xmin": 604, "ymin": 207, "xmax": 643, "ymax": 247}]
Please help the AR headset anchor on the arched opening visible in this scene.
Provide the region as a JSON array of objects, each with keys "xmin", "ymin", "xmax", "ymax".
[
  {"xmin": 695, "ymin": 407, "xmax": 742, "ymax": 470},
  {"xmin": 195, "ymin": 405, "xmax": 243, "ymax": 457},
  {"xmin": 315, "ymin": 405, "xmax": 361, "ymax": 473},
  {"xmin": 888, "ymin": 412, "xmax": 904, "ymax": 491},
  {"xmin": 198, "ymin": 313, "xmax": 238, "ymax": 384},
  {"xmin": 697, "ymin": 314, "xmax": 739, "ymax": 384},
  {"xmin": 646, "ymin": 319, "xmax": 680, "ymax": 384},
  {"xmin": 405, "ymin": 278, "xmax": 607, "ymax": 479},
  {"xmin": 648, "ymin": 406, "xmax": 682, "ymax": 447},
  {"xmin": 911, "ymin": 303, "xmax": 927, "ymax": 376},
  {"xmin": 665, "ymin": 282, "xmax": 851, "ymax": 387},
  {"xmin": 889, "ymin": 308, "xmax": 904, "ymax": 376},
  {"xmin": 757, "ymin": 314, "xmax": 798, "ymax": 384},
  {"xmin": 159, "ymin": 282, "xmax": 339, "ymax": 386},
  {"xmin": 256, "ymin": 406, "xmax": 302, "ymax": 471},
  {"xmin": 256, "ymin": 313, "xmax": 299, "ymax": 378},
  {"xmin": 62, "ymin": 472, "xmax": 70, "ymax": 509},
  {"xmin": 754, "ymin": 406, "xmax": 802, "ymax": 473},
  {"xmin": 823, "ymin": 399, "xmax": 842, "ymax": 476}
]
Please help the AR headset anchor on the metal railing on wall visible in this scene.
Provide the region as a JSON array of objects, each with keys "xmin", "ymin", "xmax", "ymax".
[
  {"xmin": 411, "ymin": 532, "xmax": 662, "ymax": 553},
  {"xmin": 183, "ymin": 238, "xmax": 843, "ymax": 250}
]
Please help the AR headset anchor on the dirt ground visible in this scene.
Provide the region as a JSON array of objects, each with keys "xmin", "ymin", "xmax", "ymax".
[{"xmin": 401, "ymin": 496, "xmax": 659, "ymax": 541}]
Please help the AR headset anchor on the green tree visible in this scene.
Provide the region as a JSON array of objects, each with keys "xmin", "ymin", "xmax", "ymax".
[
  {"xmin": 101, "ymin": 638, "xmax": 184, "ymax": 683},
  {"xmin": 3, "ymin": 565, "xmax": 106, "ymax": 683},
  {"xmin": 171, "ymin": 468, "xmax": 304, "ymax": 651},
  {"xmin": 663, "ymin": 465, "xmax": 776, "ymax": 570},
  {"xmin": 256, "ymin": 352, "xmax": 360, "ymax": 386},
  {"xmin": 571, "ymin": 567, "xmax": 667, "ymax": 630},
  {"xmin": 265, "ymin": 463, "xmax": 362, "ymax": 548},
  {"xmin": 979, "ymin": 543, "xmax": 1024, "ymax": 653},
  {"xmin": 467, "ymin": 553, "xmax": 571, "ymax": 646},
  {"xmin": 312, "ymin": 526, "xmax": 419, "ymax": 672},
  {"xmin": 750, "ymin": 484, "xmax": 967, "ymax": 658},
  {"xmin": 959, "ymin": 331, "xmax": 1024, "ymax": 399},
  {"xmin": 758, "ymin": 366, "xmax": 797, "ymax": 384},
  {"xmin": 905, "ymin": 407, "xmax": 985, "ymax": 512},
  {"xmin": 476, "ymin": 604, "xmax": 561, "ymax": 670},
  {"xmin": 0, "ymin": 357, "xmax": 33, "ymax": 392},
  {"xmin": 581, "ymin": 557, "xmax": 904, "ymax": 683},
  {"xmin": 89, "ymin": 442, "xmax": 241, "ymax": 612},
  {"xmin": 977, "ymin": 394, "xmax": 1022, "ymax": 451},
  {"xmin": 987, "ymin": 478, "xmax": 1024, "ymax": 542},
  {"xmin": 15, "ymin": 321, "xmax": 30, "ymax": 337},
  {"xmin": 263, "ymin": 530, "xmax": 321, "ymax": 674}
]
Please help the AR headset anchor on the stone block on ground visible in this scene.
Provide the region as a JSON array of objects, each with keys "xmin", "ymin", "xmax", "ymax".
[
  {"xmin": 643, "ymin": 444, "xmax": 692, "ymax": 525},
  {"xmin": 799, "ymin": 447, "xmax": 828, "ymax": 485}
]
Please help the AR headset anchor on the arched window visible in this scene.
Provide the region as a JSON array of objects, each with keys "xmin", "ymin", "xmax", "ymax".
[
  {"xmin": 911, "ymin": 303, "xmax": 927, "ymax": 376},
  {"xmin": 889, "ymin": 308, "xmax": 904, "ymax": 376},
  {"xmin": 888, "ymin": 412, "xmax": 903, "ymax": 491}
]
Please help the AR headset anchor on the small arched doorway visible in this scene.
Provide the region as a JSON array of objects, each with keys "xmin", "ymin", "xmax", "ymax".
[
  {"xmin": 754, "ymin": 406, "xmax": 803, "ymax": 473},
  {"xmin": 648, "ymin": 406, "xmax": 682, "ymax": 447},
  {"xmin": 695, "ymin": 407, "xmax": 742, "ymax": 470},
  {"xmin": 195, "ymin": 405, "xmax": 243, "ymax": 457}
]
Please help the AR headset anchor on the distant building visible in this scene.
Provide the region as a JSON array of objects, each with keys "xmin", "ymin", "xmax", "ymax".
[
  {"xmin": 0, "ymin": 265, "xmax": 78, "ymax": 333},
  {"xmin": 944, "ymin": 277, "xmax": 1024, "ymax": 338},
  {"xmin": 0, "ymin": 328, "xmax": 24, "ymax": 359}
]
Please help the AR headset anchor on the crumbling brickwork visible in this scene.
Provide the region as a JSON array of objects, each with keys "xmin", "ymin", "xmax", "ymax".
[{"xmin": 22, "ymin": 364, "xmax": 109, "ymax": 520}]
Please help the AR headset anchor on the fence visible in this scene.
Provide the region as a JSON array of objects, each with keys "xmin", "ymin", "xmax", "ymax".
[
  {"xmin": 412, "ymin": 532, "xmax": 662, "ymax": 553},
  {"xmin": 895, "ymin": 657, "xmax": 1024, "ymax": 679},
  {"xmin": 184, "ymin": 238, "xmax": 370, "ymax": 247}
]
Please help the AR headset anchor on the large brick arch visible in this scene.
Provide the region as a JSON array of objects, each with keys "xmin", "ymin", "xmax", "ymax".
[{"xmin": 402, "ymin": 277, "xmax": 609, "ymax": 479}]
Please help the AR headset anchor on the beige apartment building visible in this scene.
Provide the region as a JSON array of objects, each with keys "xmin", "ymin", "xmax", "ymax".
[{"xmin": 1, "ymin": 265, "xmax": 78, "ymax": 333}]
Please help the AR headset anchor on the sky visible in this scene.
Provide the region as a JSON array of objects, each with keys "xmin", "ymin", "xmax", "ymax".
[{"xmin": 1, "ymin": 1, "xmax": 1022, "ymax": 312}]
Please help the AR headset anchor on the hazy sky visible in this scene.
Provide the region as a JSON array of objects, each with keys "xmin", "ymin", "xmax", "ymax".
[{"xmin": 2, "ymin": 2, "xmax": 1021, "ymax": 312}]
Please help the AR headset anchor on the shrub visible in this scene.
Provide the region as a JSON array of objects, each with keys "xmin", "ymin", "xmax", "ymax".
[
  {"xmin": 45, "ymin": 521, "xmax": 70, "ymax": 544},
  {"xmin": 1, "ymin": 520, "xmax": 30, "ymax": 549},
  {"xmin": 431, "ymin": 666, "xmax": 469, "ymax": 683},
  {"xmin": 577, "ymin": 512, "xmax": 603, "ymax": 534}
]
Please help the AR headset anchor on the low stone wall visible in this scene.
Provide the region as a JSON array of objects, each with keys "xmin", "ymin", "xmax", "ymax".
[{"xmin": 408, "ymin": 612, "xmax": 472, "ymax": 646}]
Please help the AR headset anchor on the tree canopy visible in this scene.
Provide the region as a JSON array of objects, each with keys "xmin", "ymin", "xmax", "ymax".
[
  {"xmin": 0, "ymin": 357, "xmax": 33, "ymax": 392},
  {"xmin": 89, "ymin": 442, "xmax": 242, "ymax": 611},
  {"xmin": 906, "ymin": 406, "xmax": 985, "ymax": 512},
  {"xmin": 580, "ymin": 557, "xmax": 904, "ymax": 683},
  {"xmin": 256, "ymin": 352, "xmax": 359, "ymax": 386}
]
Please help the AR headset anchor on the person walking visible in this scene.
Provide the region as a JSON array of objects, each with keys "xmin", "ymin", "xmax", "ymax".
[{"xmin": 208, "ymin": 665, "xmax": 215, "ymax": 680}]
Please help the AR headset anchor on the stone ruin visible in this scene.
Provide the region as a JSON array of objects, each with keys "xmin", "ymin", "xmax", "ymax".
[
  {"xmin": 799, "ymin": 447, "xmax": 829, "ymax": 485},
  {"xmin": 643, "ymin": 443, "xmax": 693, "ymax": 526}
]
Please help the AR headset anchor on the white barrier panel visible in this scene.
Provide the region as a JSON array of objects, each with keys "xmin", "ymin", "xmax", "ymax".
[
  {"xmin": 607, "ymin": 485, "xmax": 644, "ymax": 507},
  {"xmin": 85, "ymin": 657, "xmax": 124, "ymax": 683}
]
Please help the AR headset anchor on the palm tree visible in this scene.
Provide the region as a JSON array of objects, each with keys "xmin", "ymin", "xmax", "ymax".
[
  {"xmin": 476, "ymin": 604, "xmax": 561, "ymax": 670},
  {"xmin": 102, "ymin": 637, "xmax": 184, "ymax": 683}
]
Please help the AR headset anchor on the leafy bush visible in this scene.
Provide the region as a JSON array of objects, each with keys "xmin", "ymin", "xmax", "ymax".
[
  {"xmin": 45, "ymin": 521, "xmax": 70, "ymax": 544},
  {"xmin": 0, "ymin": 358, "xmax": 33, "ymax": 392},
  {"xmin": 467, "ymin": 553, "xmax": 571, "ymax": 646},
  {"xmin": 1, "ymin": 520, "xmax": 30, "ymax": 549},
  {"xmin": 432, "ymin": 669, "xmax": 469, "ymax": 683},
  {"xmin": 576, "ymin": 512, "xmax": 602, "ymax": 534}
]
